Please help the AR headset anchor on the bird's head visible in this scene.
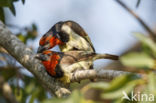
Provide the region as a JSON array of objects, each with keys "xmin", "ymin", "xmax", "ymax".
[
  {"xmin": 37, "ymin": 21, "xmax": 69, "ymax": 53},
  {"xmin": 35, "ymin": 50, "xmax": 64, "ymax": 77}
]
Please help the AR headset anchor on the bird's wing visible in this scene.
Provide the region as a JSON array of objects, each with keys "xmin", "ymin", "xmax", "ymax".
[{"xmin": 64, "ymin": 20, "xmax": 95, "ymax": 52}]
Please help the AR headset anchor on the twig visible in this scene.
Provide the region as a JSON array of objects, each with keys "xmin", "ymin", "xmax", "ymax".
[
  {"xmin": 70, "ymin": 69, "xmax": 140, "ymax": 82},
  {"xmin": 116, "ymin": 0, "xmax": 156, "ymax": 42},
  {"xmin": 136, "ymin": 0, "xmax": 141, "ymax": 8}
]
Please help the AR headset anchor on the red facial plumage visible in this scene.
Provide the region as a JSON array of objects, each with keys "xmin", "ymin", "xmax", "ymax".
[
  {"xmin": 39, "ymin": 35, "xmax": 63, "ymax": 49},
  {"xmin": 41, "ymin": 51, "xmax": 60, "ymax": 77},
  {"xmin": 49, "ymin": 36, "xmax": 64, "ymax": 49}
]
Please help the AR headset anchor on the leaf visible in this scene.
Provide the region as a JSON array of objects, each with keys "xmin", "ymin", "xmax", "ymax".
[
  {"xmin": 0, "ymin": 7, "xmax": 5, "ymax": 22},
  {"xmin": 89, "ymin": 82, "xmax": 109, "ymax": 90},
  {"xmin": 0, "ymin": 0, "xmax": 18, "ymax": 16},
  {"xmin": 120, "ymin": 52, "xmax": 155, "ymax": 69},
  {"xmin": 32, "ymin": 23, "xmax": 37, "ymax": 31},
  {"xmin": 16, "ymin": 34, "xmax": 26, "ymax": 43},
  {"xmin": 29, "ymin": 87, "xmax": 40, "ymax": 103},
  {"xmin": 0, "ymin": 0, "xmax": 11, "ymax": 7},
  {"xmin": 42, "ymin": 90, "xmax": 95, "ymax": 103},
  {"xmin": 134, "ymin": 33, "xmax": 156, "ymax": 57},
  {"xmin": 0, "ymin": 67, "xmax": 16, "ymax": 80},
  {"xmin": 0, "ymin": 0, "xmax": 18, "ymax": 7},
  {"xmin": 101, "ymin": 80, "xmax": 141, "ymax": 99},
  {"xmin": 147, "ymin": 72, "xmax": 156, "ymax": 95},
  {"xmin": 136, "ymin": 0, "xmax": 141, "ymax": 8},
  {"xmin": 15, "ymin": 88, "xmax": 23, "ymax": 102},
  {"xmin": 105, "ymin": 74, "xmax": 137, "ymax": 92},
  {"xmin": 25, "ymin": 82, "xmax": 35, "ymax": 94},
  {"xmin": 9, "ymin": 3, "xmax": 16, "ymax": 16},
  {"xmin": 90, "ymin": 74, "xmax": 140, "ymax": 92},
  {"xmin": 22, "ymin": 0, "xmax": 25, "ymax": 4}
]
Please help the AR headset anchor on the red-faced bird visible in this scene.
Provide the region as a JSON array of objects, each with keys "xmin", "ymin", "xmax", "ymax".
[{"xmin": 37, "ymin": 20, "xmax": 95, "ymax": 53}]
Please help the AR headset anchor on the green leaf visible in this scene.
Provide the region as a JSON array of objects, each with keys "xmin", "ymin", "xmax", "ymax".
[
  {"xmin": 120, "ymin": 52, "xmax": 155, "ymax": 69},
  {"xmin": 147, "ymin": 72, "xmax": 156, "ymax": 95},
  {"xmin": 101, "ymin": 80, "xmax": 141, "ymax": 99},
  {"xmin": 90, "ymin": 74, "xmax": 140, "ymax": 92},
  {"xmin": 22, "ymin": 0, "xmax": 25, "ymax": 4},
  {"xmin": 0, "ymin": 68, "xmax": 16, "ymax": 80},
  {"xmin": 16, "ymin": 34, "xmax": 26, "ymax": 43},
  {"xmin": 0, "ymin": 0, "xmax": 21, "ymax": 16},
  {"xmin": 15, "ymin": 88, "xmax": 23, "ymax": 102},
  {"xmin": 42, "ymin": 90, "xmax": 95, "ymax": 103},
  {"xmin": 0, "ymin": 0, "xmax": 11, "ymax": 7},
  {"xmin": 32, "ymin": 23, "xmax": 37, "ymax": 30},
  {"xmin": 105, "ymin": 74, "xmax": 137, "ymax": 92},
  {"xmin": 0, "ymin": 7, "xmax": 5, "ymax": 22},
  {"xmin": 25, "ymin": 82, "xmax": 35, "ymax": 94},
  {"xmin": 134, "ymin": 33, "xmax": 156, "ymax": 57},
  {"xmin": 89, "ymin": 82, "xmax": 109, "ymax": 90},
  {"xmin": 0, "ymin": 0, "xmax": 18, "ymax": 7},
  {"xmin": 136, "ymin": 0, "xmax": 141, "ymax": 8},
  {"xmin": 9, "ymin": 3, "xmax": 16, "ymax": 16},
  {"xmin": 29, "ymin": 87, "xmax": 40, "ymax": 103}
]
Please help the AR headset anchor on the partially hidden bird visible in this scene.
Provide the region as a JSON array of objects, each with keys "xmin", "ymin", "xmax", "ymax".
[{"xmin": 35, "ymin": 50, "xmax": 118, "ymax": 83}]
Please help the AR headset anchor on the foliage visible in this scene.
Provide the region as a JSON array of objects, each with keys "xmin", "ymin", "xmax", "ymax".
[
  {"xmin": 16, "ymin": 23, "xmax": 38, "ymax": 44},
  {"xmin": 0, "ymin": 0, "xmax": 25, "ymax": 23},
  {"xmin": 0, "ymin": 0, "xmax": 45, "ymax": 103},
  {"xmin": 42, "ymin": 90, "xmax": 96, "ymax": 103},
  {"xmin": 0, "ymin": 0, "xmax": 156, "ymax": 103}
]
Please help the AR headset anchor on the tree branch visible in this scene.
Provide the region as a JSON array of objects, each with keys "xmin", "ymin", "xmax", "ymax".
[
  {"xmin": 70, "ymin": 69, "xmax": 140, "ymax": 82},
  {"xmin": 0, "ymin": 21, "xmax": 71, "ymax": 97},
  {"xmin": 116, "ymin": 0, "xmax": 156, "ymax": 42}
]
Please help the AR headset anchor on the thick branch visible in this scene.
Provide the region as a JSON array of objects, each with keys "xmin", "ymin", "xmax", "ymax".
[
  {"xmin": 116, "ymin": 0, "xmax": 156, "ymax": 41},
  {"xmin": 70, "ymin": 69, "xmax": 140, "ymax": 82},
  {"xmin": 0, "ymin": 21, "xmax": 71, "ymax": 97}
]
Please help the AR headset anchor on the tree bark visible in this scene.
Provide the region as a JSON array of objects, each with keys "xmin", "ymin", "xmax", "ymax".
[{"xmin": 0, "ymin": 21, "xmax": 71, "ymax": 97}]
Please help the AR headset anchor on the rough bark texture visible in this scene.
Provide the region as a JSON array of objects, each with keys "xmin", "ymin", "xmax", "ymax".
[
  {"xmin": 0, "ymin": 21, "xmax": 71, "ymax": 97},
  {"xmin": 70, "ymin": 69, "xmax": 140, "ymax": 82}
]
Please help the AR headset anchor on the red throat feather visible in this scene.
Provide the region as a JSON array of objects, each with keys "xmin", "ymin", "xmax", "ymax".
[
  {"xmin": 49, "ymin": 36, "xmax": 64, "ymax": 48},
  {"xmin": 42, "ymin": 52, "xmax": 60, "ymax": 76}
]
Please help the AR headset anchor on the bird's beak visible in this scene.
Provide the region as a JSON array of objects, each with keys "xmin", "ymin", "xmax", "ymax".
[
  {"xmin": 37, "ymin": 46, "xmax": 45, "ymax": 53},
  {"xmin": 37, "ymin": 35, "xmax": 64, "ymax": 53},
  {"xmin": 37, "ymin": 44, "xmax": 50, "ymax": 53},
  {"xmin": 35, "ymin": 53, "xmax": 48, "ymax": 61}
]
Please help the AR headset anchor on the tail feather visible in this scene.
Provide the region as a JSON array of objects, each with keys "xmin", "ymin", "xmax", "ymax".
[
  {"xmin": 80, "ymin": 53, "xmax": 119, "ymax": 61},
  {"xmin": 93, "ymin": 53, "xmax": 119, "ymax": 60}
]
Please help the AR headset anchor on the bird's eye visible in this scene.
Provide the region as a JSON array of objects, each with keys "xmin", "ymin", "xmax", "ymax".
[
  {"xmin": 47, "ymin": 53, "xmax": 51, "ymax": 56},
  {"xmin": 59, "ymin": 32, "xmax": 69, "ymax": 43},
  {"xmin": 45, "ymin": 41, "xmax": 49, "ymax": 45},
  {"xmin": 56, "ymin": 33, "xmax": 61, "ymax": 40}
]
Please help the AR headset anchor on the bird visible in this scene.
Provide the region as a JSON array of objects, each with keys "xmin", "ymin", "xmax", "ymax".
[
  {"xmin": 35, "ymin": 50, "xmax": 118, "ymax": 83},
  {"xmin": 37, "ymin": 20, "xmax": 95, "ymax": 53}
]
